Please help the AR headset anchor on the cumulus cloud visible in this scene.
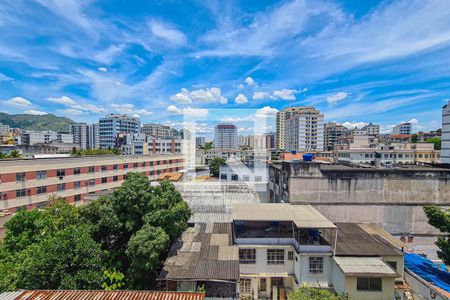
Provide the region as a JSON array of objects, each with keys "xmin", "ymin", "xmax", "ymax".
[
  {"xmin": 110, "ymin": 103, "xmax": 152, "ymax": 115},
  {"xmin": 255, "ymin": 106, "xmax": 279, "ymax": 118},
  {"xmin": 5, "ymin": 97, "xmax": 32, "ymax": 107},
  {"xmin": 47, "ymin": 95, "xmax": 76, "ymax": 105},
  {"xmin": 46, "ymin": 95, "xmax": 105, "ymax": 114},
  {"xmin": 170, "ymin": 87, "xmax": 227, "ymax": 104},
  {"xmin": 24, "ymin": 109, "xmax": 48, "ymax": 115},
  {"xmin": 327, "ymin": 92, "xmax": 348, "ymax": 104},
  {"xmin": 150, "ymin": 20, "xmax": 187, "ymax": 46},
  {"xmin": 235, "ymin": 94, "xmax": 248, "ymax": 104},
  {"xmin": 183, "ymin": 107, "xmax": 209, "ymax": 117},
  {"xmin": 408, "ymin": 118, "xmax": 418, "ymax": 124},
  {"xmin": 244, "ymin": 76, "xmax": 257, "ymax": 87},
  {"xmin": 97, "ymin": 67, "xmax": 108, "ymax": 72},
  {"xmin": 341, "ymin": 121, "xmax": 368, "ymax": 129},
  {"xmin": 253, "ymin": 91, "xmax": 274, "ymax": 100},
  {"xmin": 272, "ymin": 89, "xmax": 299, "ymax": 100},
  {"xmin": 167, "ymin": 105, "xmax": 182, "ymax": 114}
]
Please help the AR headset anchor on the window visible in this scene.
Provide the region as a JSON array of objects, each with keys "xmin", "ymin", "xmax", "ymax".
[
  {"xmin": 37, "ymin": 186, "xmax": 47, "ymax": 194},
  {"xmin": 309, "ymin": 257, "xmax": 324, "ymax": 275},
  {"xmin": 57, "ymin": 183, "xmax": 66, "ymax": 191},
  {"xmin": 88, "ymin": 166, "xmax": 95, "ymax": 173},
  {"xmin": 113, "ymin": 176, "xmax": 118, "ymax": 182},
  {"xmin": 260, "ymin": 278, "xmax": 267, "ymax": 291},
  {"xmin": 239, "ymin": 249, "xmax": 256, "ymax": 264},
  {"xmin": 56, "ymin": 169, "xmax": 66, "ymax": 177},
  {"xmin": 142, "ymin": 162, "xmax": 146, "ymax": 167},
  {"xmin": 16, "ymin": 189, "xmax": 26, "ymax": 198},
  {"xmin": 387, "ymin": 261, "xmax": 397, "ymax": 272},
  {"xmin": 288, "ymin": 251, "xmax": 294, "ymax": 261},
  {"xmin": 73, "ymin": 167, "xmax": 81, "ymax": 175},
  {"xmin": 2, "ymin": 193, "xmax": 7, "ymax": 200},
  {"xmin": 133, "ymin": 162, "xmax": 138, "ymax": 168},
  {"xmin": 74, "ymin": 181, "xmax": 81, "ymax": 189},
  {"xmin": 357, "ymin": 277, "xmax": 382, "ymax": 291},
  {"xmin": 243, "ymin": 175, "xmax": 250, "ymax": 182},
  {"xmin": 255, "ymin": 176, "xmax": 262, "ymax": 182},
  {"xmin": 123, "ymin": 164, "xmax": 129, "ymax": 169},
  {"xmin": 16, "ymin": 172, "xmax": 26, "ymax": 182},
  {"xmin": 101, "ymin": 177, "xmax": 107, "ymax": 184},
  {"xmin": 239, "ymin": 279, "xmax": 251, "ymax": 294},
  {"xmin": 113, "ymin": 164, "xmax": 118, "ymax": 171},
  {"xmin": 101, "ymin": 165, "xmax": 107, "ymax": 172},
  {"xmin": 37, "ymin": 171, "xmax": 47, "ymax": 180},
  {"xmin": 267, "ymin": 249, "xmax": 284, "ymax": 265},
  {"xmin": 87, "ymin": 179, "xmax": 95, "ymax": 186},
  {"xmin": 231, "ymin": 174, "xmax": 238, "ymax": 181},
  {"xmin": 220, "ymin": 174, "xmax": 227, "ymax": 180}
]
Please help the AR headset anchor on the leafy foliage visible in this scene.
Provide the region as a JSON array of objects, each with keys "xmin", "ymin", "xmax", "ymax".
[
  {"xmin": 0, "ymin": 150, "xmax": 23, "ymax": 159},
  {"xmin": 424, "ymin": 205, "xmax": 450, "ymax": 265},
  {"xmin": 288, "ymin": 285, "xmax": 348, "ymax": 300},
  {"xmin": 71, "ymin": 148, "xmax": 120, "ymax": 156},
  {"xmin": 209, "ymin": 157, "xmax": 226, "ymax": 177},
  {"xmin": 199, "ymin": 141, "xmax": 213, "ymax": 150},
  {"xmin": 0, "ymin": 174, "xmax": 191, "ymax": 291},
  {"xmin": 425, "ymin": 137, "xmax": 441, "ymax": 150}
]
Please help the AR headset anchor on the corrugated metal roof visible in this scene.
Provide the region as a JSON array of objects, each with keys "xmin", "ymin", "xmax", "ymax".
[
  {"xmin": 232, "ymin": 203, "xmax": 337, "ymax": 229},
  {"xmin": 1, "ymin": 291, "xmax": 204, "ymax": 300},
  {"xmin": 333, "ymin": 257, "xmax": 397, "ymax": 277},
  {"xmin": 0, "ymin": 292, "xmax": 23, "ymax": 300}
]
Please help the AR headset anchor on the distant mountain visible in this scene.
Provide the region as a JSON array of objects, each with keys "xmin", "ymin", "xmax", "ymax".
[{"xmin": 0, "ymin": 113, "xmax": 76, "ymax": 132}]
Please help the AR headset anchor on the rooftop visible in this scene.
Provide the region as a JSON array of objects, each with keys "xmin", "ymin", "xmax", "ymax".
[
  {"xmin": 0, "ymin": 290, "xmax": 204, "ymax": 300},
  {"xmin": 232, "ymin": 203, "xmax": 336, "ymax": 229},
  {"xmin": 160, "ymin": 222, "xmax": 239, "ymax": 282},
  {"xmin": 333, "ymin": 257, "xmax": 397, "ymax": 277}
]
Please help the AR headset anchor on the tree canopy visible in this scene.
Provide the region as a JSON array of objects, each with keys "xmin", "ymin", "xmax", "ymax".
[
  {"xmin": 0, "ymin": 173, "xmax": 191, "ymax": 291},
  {"xmin": 209, "ymin": 157, "xmax": 226, "ymax": 177},
  {"xmin": 288, "ymin": 285, "xmax": 348, "ymax": 300},
  {"xmin": 425, "ymin": 137, "xmax": 441, "ymax": 150},
  {"xmin": 424, "ymin": 205, "xmax": 450, "ymax": 265}
]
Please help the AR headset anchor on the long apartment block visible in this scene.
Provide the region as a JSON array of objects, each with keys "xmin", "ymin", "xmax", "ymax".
[{"xmin": 0, "ymin": 155, "xmax": 185, "ymax": 214}]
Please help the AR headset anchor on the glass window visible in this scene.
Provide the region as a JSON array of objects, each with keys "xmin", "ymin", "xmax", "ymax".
[
  {"xmin": 255, "ymin": 176, "xmax": 262, "ymax": 182},
  {"xmin": 36, "ymin": 186, "xmax": 47, "ymax": 194},
  {"xmin": 74, "ymin": 181, "xmax": 81, "ymax": 189},
  {"xmin": 57, "ymin": 183, "xmax": 66, "ymax": 191},
  {"xmin": 231, "ymin": 174, "xmax": 238, "ymax": 181},
  {"xmin": 88, "ymin": 166, "xmax": 95, "ymax": 173},
  {"xmin": 133, "ymin": 163, "xmax": 138, "ymax": 168},
  {"xmin": 357, "ymin": 277, "xmax": 382, "ymax": 291},
  {"xmin": 36, "ymin": 171, "xmax": 47, "ymax": 180},
  {"xmin": 16, "ymin": 189, "xmax": 26, "ymax": 198},
  {"xmin": 101, "ymin": 165, "xmax": 107, "ymax": 172},
  {"xmin": 239, "ymin": 249, "xmax": 256, "ymax": 264},
  {"xmin": 309, "ymin": 257, "xmax": 324, "ymax": 275},
  {"xmin": 74, "ymin": 194, "xmax": 81, "ymax": 202},
  {"xmin": 87, "ymin": 179, "xmax": 95, "ymax": 186},
  {"xmin": 260, "ymin": 278, "xmax": 267, "ymax": 291},
  {"xmin": 56, "ymin": 169, "xmax": 65, "ymax": 177},
  {"xmin": 113, "ymin": 164, "xmax": 118, "ymax": 171},
  {"xmin": 288, "ymin": 251, "xmax": 294, "ymax": 261},
  {"xmin": 239, "ymin": 279, "xmax": 251, "ymax": 294},
  {"xmin": 101, "ymin": 177, "xmax": 107, "ymax": 184},
  {"xmin": 73, "ymin": 167, "xmax": 81, "ymax": 175},
  {"xmin": 387, "ymin": 261, "xmax": 397, "ymax": 272},
  {"xmin": 267, "ymin": 249, "xmax": 284, "ymax": 265},
  {"xmin": 220, "ymin": 174, "xmax": 227, "ymax": 180},
  {"xmin": 113, "ymin": 176, "xmax": 118, "ymax": 182},
  {"xmin": 16, "ymin": 172, "xmax": 26, "ymax": 181},
  {"xmin": 142, "ymin": 162, "xmax": 146, "ymax": 167},
  {"xmin": 123, "ymin": 164, "xmax": 129, "ymax": 169}
]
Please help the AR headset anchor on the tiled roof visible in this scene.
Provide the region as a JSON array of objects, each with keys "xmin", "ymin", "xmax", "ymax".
[{"xmin": 1, "ymin": 290, "xmax": 204, "ymax": 300}]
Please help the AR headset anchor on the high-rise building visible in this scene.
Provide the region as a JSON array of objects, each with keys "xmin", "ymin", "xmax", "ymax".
[
  {"xmin": 285, "ymin": 106, "xmax": 324, "ymax": 152},
  {"xmin": 141, "ymin": 123, "xmax": 177, "ymax": 139},
  {"xmin": 362, "ymin": 123, "xmax": 380, "ymax": 137},
  {"xmin": 275, "ymin": 106, "xmax": 306, "ymax": 151},
  {"xmin": 196, "ymin": 136, "xmax": 206, "ymax": 148},
  {"xmin": 324, "ymin": 122, "xmax": 350, "ymax": 150},
  {"xmin": 70, "ymin": 123, "xmax": 99, "ymax": 150},
  {"xmin": 393, "ymin": 122, "xmax": 412, "ymax": 135},
  {"xmin": 214, "ymin": 123, "xmax": 237, "ymax": 149},
  {"xmin": 442, "ymin": 102, "xmax": 450, "ymax": 163},
  {"xmin": 99, "ymin": 114, "xmax": 140, "ymax": 149}
]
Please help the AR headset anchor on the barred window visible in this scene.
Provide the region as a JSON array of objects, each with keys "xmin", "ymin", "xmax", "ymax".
[
  {"xmin": 267, "ymin": 249, "xmax": 284, "ymax": 265},
  {"xmin": 239, "ymin": 249, "xmax": 256, "ymax": 264},
  {"xmin": 36, "ymin": 171, "xmax": 47, "ymax": 180},
  {"xmin": 239, "ymin": 279, "xmax": 251, "ymax": 294},
  {"xmin": 309, "ymin": 257, "xmax": 324, "ymax": 275},
  {"xmin": 16, "ymin": 172, "xmax": 26, "ymax": 182},
  {"xmin": 288, "ymin": 251, "xmax": 294, "ymax": 261}
]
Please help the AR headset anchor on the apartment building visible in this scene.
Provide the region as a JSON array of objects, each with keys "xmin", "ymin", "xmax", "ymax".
[
  {"xmin": 324, "ymin": 122, "xmax": 350, "ymax": 150},
  {"xmin": 362, "ymin": 123, "xmax": 380, "ymax": 136},
  {"xmin": 70, "ymin": 123, "xmax": 99, "ymax": 150},
  {"xmin": 214, "ymin": 123, "xmax": 238, "ymax": 149},
  {"xmin": 0, "ymin": 123, "xmax": 10, "ymax": 136},
  {"xmin": 21, "ymin": 131, "xmax": 73, "ymax": 146},
  {"xmin": 393, "ymin": 122, "xmax": 412, "ymax": 135},
  {"xmin": 148, "ymin": 138, "xmax": 182, "ymax": 155},
  {"xmin": 275, "ymin": 106, "xmax": 305, "ymax": 151},
  {"xmin": 99, "ymin": 114, "xmax": 140, "ymax": 149},
  {"xmin": 141, "ymin": 123, "xmax": 178, "ymax": 139},
  {"xmin": 442, "ymin": 101, "xmax": 450, "ymax": 163},
  {"xmin": 195, "ymin": 136, "xmax": 206, "ymax": 148},
  {"xmin": 285, "ymin": 107, "xmax": 324, "ymax": 152},
  {"xmin": 0, "ymin": 155, "xmax": 184, "ymax": 216}
]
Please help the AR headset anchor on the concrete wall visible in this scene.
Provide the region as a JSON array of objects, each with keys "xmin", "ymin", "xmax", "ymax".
[
  {"xmin": 404, "ymin": 270, "xmax": 448, "ymax": 300},
  {"xmin": 344, "ymin": 276, "xmax": 395, "ymax": 300}
]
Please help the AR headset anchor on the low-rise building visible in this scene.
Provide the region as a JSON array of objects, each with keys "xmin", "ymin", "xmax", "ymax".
[{"xmin": 393, "ymin": 122, "xmax": 412, "ymax": 135}]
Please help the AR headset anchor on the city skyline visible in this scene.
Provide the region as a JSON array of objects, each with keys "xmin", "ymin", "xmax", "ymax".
[{"xmin": 1, "ymin": 1, "xmax": 449, "ymax": 134}]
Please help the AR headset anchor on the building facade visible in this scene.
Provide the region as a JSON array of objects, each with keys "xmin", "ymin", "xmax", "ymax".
[
  {"xmin": 70, "ymin": 123, "xmax": 99, "ymax": 150},
  {"xmin": 324, "ymin": 122, "xmax": 350, "ymax": 150},
  {"xmin": 214, "ymin": 124, "xmax": 238, "ymax": 149},
  {"xmin": 99, "ymin": 114, "xmax": 140, "ymax": 149},
  {"xmin": 0, "ymin": 123, "xmax": 10, "ymax": 136},
  {"xmin": 21, "ymin": 131, "xmax": 73, "ymax": 146},
  {"xmin": 362, "ymin": 123, "xmax": 380, "ymax": 136},
  {"xmin": 442, "ymin": 101, "xmax": 450, "ymax": 163},
  {"xmin": 284, "ymin": 107, "xmax": 324, "ymax": 152},
  {"xmin": 141, "ymin": 123, "xmax": 178, "ymax": 139},
  {"xmin": 275, "ymin": 107, "xmax": 306, "ymax": 151},
  {"xmin": 393, "ymin": 122, "xmax": 412, "ymax": 135},
  {"xmin": 195, "ymin": 136, "xmax": 206, "ymax": 148}
]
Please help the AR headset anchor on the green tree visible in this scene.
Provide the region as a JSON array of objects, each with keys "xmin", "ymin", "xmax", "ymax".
[
  {"xmin": 200, "ymin": 142, "xmax": 213, "ymax": 150},
  {"xmin": 288, "ymin": 285, "xmax": 348, "ymax": 300},
  {"xmin": 425, "ymin": 137, "xmax": 441, "ymax": 150},
  {"xmin": 102, "ymin": 269, "xmax": 125, "ymax": 291},
  {"xmin": 424, "ymin": 205, "xmax": 450, "ymax": 265},
  {"xmin": 7, "ymin": 150, "xmax": 22, "ymax": 159},
  {"xmin": 209, "ymin": 157, "xmax": 226, "ymax": 177},
  {"xmin": 411, "ymin": 134, "xmax": 418, "ymax": 143}
]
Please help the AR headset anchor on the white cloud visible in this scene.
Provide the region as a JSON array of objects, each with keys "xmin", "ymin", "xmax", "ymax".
[
  {"xmin": 47, "ymin": 95, "xmax": 76, "ymax": 105},
  {"xmin": 253, "ymin": 91, "xmax": 274, "ymax": 100},
  {"xmin": 238, "ymin": 83, "xmax": 245, "ymax": 90},
  {"xmin": 150, "ymin": 20, "xmax": 187, "ymax": 46},
  {"xmin": 98, "ymin": 67, "xmax": 108, "ymax": 72},
  {"xmin": 110, "ymin": 103, "xmax": 152, "ymax": 115},
  {"xmin": 24, "ymin": 109, "xmax": 48, "ymax": 115},
  {"xmin": 6, "ymin": 96, "xmax": 32, "ymax": 107},
  {"xmin": 58, "ymin": 108, "xmax": 84, "ymax": 116},
  {"xmin": 134, "ymin": 109, "xmax": 153, "ymax": 116},
  {"xmin": 244, "ymin": 76, "xmax": 257, "ymax": 87},
  {"xmin": 255, "ymin": 106, "xmax": 279, "ymax": 117},
  {"xmin": 235, "ymin": 94, "xmax": 248, "ymax": 104},
  {"xmin": 170, "ymin": 87, "xmax": 227, "ymax": 104},
  {"xmin": 183, "ymin": 107, "xmax": 209, "ymax": 117},
  {"xmin": 408, "ymin": 118, "xmax": 418, "ymax": 124},
  {"xmin": 0, "ymin": 73, "xmax": 13, "ymax": 81},
  {"xmin": 341, "ymin": 121, "xmax": 368, "ymax": 129},
  {"xmin": 327, "ymin": 92, "xmax": 348, "ymax": 104},
  {"xmin": 272, "ymin": 89, "xmax": 299, "ymax": 100},
  {"xmin": 167, "ymin": 105, "xmax": 182, "ymax": 114}
]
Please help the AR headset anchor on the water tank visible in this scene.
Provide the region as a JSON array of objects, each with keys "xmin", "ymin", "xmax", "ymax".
[{"xmin": 303, "ymin": 153, "xmax": 314, "ymax": 161}]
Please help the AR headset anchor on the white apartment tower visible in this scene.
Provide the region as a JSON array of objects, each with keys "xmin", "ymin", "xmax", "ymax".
[
  {"xmin": 393, "ymin": 122, "xmax": 412, "ymax": 135},
  {"xmin": 214, "ymin": 123, "xmax": 238, "ymax": 149},
  {"xmin": 276, "ymin": 106, "xmax": 307, "ymax": 151},
  {"xmin": 442, "ymin": 102, "xmax": 450, "ymax": 163},
  {"xmin": 285, "ymin": 106, "xmax": 324, "ymax": 152},
  {"xmin": 99, "ymin": 114, "xmax": 140, "ymax": 149},
  {"xmin": 70, "ymin": 123, "xmax": 99, "ymax": 150}
]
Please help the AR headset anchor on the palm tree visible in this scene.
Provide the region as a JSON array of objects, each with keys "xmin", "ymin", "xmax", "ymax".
[{"xmin": 8, "ymin": 150, "xmax": 22, "ymax": 159}]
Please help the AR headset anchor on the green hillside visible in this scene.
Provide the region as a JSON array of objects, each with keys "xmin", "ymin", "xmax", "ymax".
[{"xmin": 0, "ymin": 112, "xmax": 76, "ymax": 132}]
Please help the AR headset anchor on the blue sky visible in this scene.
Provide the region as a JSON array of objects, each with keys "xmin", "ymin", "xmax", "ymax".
[{"xmin": 0, "ymin": 0, "xmax": 450, "ymax": 136}]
